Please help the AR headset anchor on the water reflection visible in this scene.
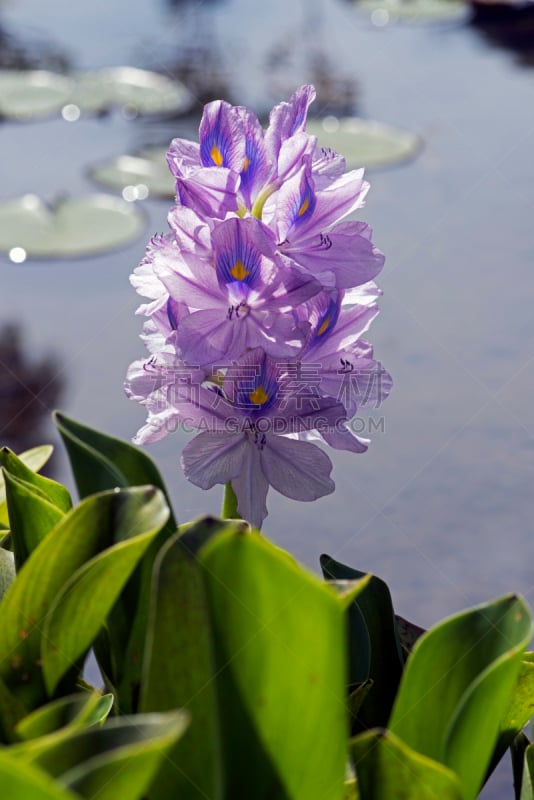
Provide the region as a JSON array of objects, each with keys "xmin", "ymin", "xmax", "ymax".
[
  {"xmin": 0, "ymin": 324, "xmax": 64, "ymax": 453},
  {"xmin": 0, "ymin": 21, "xmax": 69, "ymax": 71},
  {"xmin": 471, "ymin": 6, "xmax": 534, "ymax": 68},
  {"xmin": 158, "ymin": 0, "xmax": 233, "ymax": 104}
]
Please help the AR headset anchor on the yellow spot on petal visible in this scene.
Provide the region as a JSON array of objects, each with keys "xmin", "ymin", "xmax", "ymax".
[
  {"xmin": 317, "ymin": 316, "xmax": 330, "ymax": 336},
  {"xmin": 249, "ymin": 386, "xmax": 269, "ymax": 405},
  {"xmin": 210, "ymin": 144, "xmax": 224, "ymax": 166},
  {"xmin": 242, "ymin": 156, "xmax": 250, "ymax": 172},
  {"xmin": 298, "ymin": 196, "xmax": 310, "ymax": 217},
  {"xmin": 230, "ymin": 259, "xmax": 250, "ymax": 281}
]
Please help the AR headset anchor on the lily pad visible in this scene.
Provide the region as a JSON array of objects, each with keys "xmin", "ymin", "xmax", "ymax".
[
  {"xmin": 307, "ymin": 117, "xmax": 422, "ymax": 169},
  {"xmin": 70, "ymin": 67, "xmax": 193, "ymax": 117},
  {"xmin": 0, "ymin": 194, "xmax": 145, "ymax": 260},
  {"xmin": 354, "ymin": 0, "xmax": 468, "ymax": 24},
  {"xmin": 0, "ymin": 67, "xmax": 193, "ymax": 122},
  {"xmin": 89, "ymin": 147, "xmax": 175, "ymax": 199},
  {"xmin": 0, "ymin": 70, "xmax": 74, "ymax": 120}
]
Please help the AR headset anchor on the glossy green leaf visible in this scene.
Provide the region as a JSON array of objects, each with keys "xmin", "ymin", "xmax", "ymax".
[
  {"xmin": 321, "ymin": 554, "xmax": 403, "ymax": 727},
  {"xmin": 201, "ymin": 530, "xmax": 348, "ymax": 800},
  {"xmin": 0, "ymin": 547, "xmax": 15, "ymax": 600},
  {"xmin": 54, "ymin": 413, "xmax": 178, "ymax": 710},
  {"xmin": 488, "ymin": 653, "xmax": 534, "ymax": 779},
  {"xmin": 16, "ymin": 693, "xmax": 113, "ymax": 740},
  {"xmin": 0, "ymin": 194, "xmax": 145, "ymax": 259},
  {"xmin": 0, "ymin": 486, "xmax": 167, "ymax": 708},
  {"xmin": 389, "ymin": 594, "xmax": 533, "ymax": 800},
  {"xmin": 306, "ymin": 117, "xmax": 422, "ymax": 169},
  {"xmin": 1, "ymin": 470, "xmax": 66, "ymax": 569},
  {"xmin": 89, "ymin": 147, "xmax": 175, "ymax": 199},
  {"xmin": 42, "ymin": 487, "xmax": 169, "ymax": 694},
  {"xmin": 140, "ymin": 518, "xmax": 246, "ymax": 800},
  {"xmin": 0, "ymin": 751, "xmax": 77, "ymax": 800},
  {"xmin": 350, "ymin": 728, "xmax": 463, "ymax": 799},
  {"xmin": 13, "ymin": 712, "xmax": 189, "ymax": 800},
  {"xmin": 0, "ymin": 445, "xmax": 54, "ymax": 526},
  {"xmin": 54, "ymin": 412, "xmax": 175, "ymax": 529},
  {"xmin": 0, "ymin": 448, "xmax": 70, "ymax": 513}
]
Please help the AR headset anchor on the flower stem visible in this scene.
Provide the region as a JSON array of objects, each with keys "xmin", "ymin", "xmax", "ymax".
[{"xmin": 221, "ymin": 481, "xmax": 240, "ymax": 519}]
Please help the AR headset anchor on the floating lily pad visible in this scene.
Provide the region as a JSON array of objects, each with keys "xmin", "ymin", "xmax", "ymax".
[
  {"xmin": 89, "ymin": 147, "xmax": 175, "ymax": 199},
  {"xmin": 0, "ymin": 70, "xmax": 74, "ymax": 120},
  {"xmin": 70, "ymin": 67, "xmax": 193, "ymax": 116},
  {"xmin": 354, "ymin": 0, "xmax": 468, "ymax": 23},
  {"xmin": 0, "ymin": 67, "xmax": 193, "ymax": 122},
  {"xmin": 307, "ymin": 117, "xmax": 422, "ymax": 169},
  {"xmin": 0, "ymin": 194, "xmax": 146, "ymax": 259}
]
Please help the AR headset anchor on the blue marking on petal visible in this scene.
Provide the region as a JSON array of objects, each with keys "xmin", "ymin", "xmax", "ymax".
[
  {"xmin": 313, "ymin": 294, "xmax": 341, "ymax": 342},
  {"xmin": 199, "ymin": 103, "xmax": 233, "ymax": 168},
  {"xmin": 167, "ymin": 297, "xmax": 179, "ymax": 330},
  {"xmin": 291, "ymin": 175, "xmax": 316, "ymax": 228},
  {"xmin": 240, "ymin": 136, "xmax": 262, "ymax": 194},
  {"xmin": 235, "ymin": 354, "xmax": 279, "ymax": 413},
  {"xmin": 216, "ymin": 227, "xmax": 261, "ymax": 290}
]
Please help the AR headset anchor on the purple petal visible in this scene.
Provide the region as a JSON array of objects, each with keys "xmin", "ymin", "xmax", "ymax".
[
  {"xmin": 281, "ymin": 223, "xmax": 385, "ymax": 290},
  {"xmin": 182, "ymin": 431, "xmax": 248, "ymax": 489},
  {"xmin": 176, "ymin": 166, "xmax": 239, "ymax": 219},
  {"xmin": 274, "ymin": 166, "xmax": 317, "ymax": 243},
  {"xmin": 265, "ymin": 85, "xmax": 316, "ymax": 161},
  {"xmin": 235, "ymin": 105, "xmax": 270, "ymax": 209},
  {"xmin": 212, "ymin": 216, "xmax": 275, "ymax": 291},
  {"xmin": 260, "ymin": 434, "xmax": 334, "ymax": 501},
  {"xmin": 166, "ymin": 138, "xmax": 201, "ymax": 177},
  {"xmin": 232, "ymin": 444, "xmax": 269, "ymax": 528},
  {"xmin": 199, "ymin": 100, "xmax": 245, "ymax": 171},
  {"xmin": 320, "ymin": 424, "xmax": 369, "ymax": 453}
]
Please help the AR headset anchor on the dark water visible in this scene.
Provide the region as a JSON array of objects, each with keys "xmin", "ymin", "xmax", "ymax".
[{"xmin": 1, "ymin": 1, "xmax": 534, "ymax": 794}]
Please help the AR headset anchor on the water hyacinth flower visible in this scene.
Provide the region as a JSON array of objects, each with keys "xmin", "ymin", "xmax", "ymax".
[{"xmin": 125, "ymin": 85, "xmax": 391, "ymax": 527}]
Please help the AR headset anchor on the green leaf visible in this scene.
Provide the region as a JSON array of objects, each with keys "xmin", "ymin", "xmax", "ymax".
[
  {"xmin": 0, "ymin": 486, "xmax": 168, "ymax": 708},
  {"xmin": 0, "ymin": 448, "xmax": 71, "ymax": 513},
  {"xmin": 2, "ymin": 471, "xmax": 66, "ymax": 570},
  {"xmin": 0, "ymin": 751, "xmax": 77, "ymax": 800},
  {"xmin": 0, "ymin": 672, "xmax": 29, "ymax": 743},
  {"xmin": 201, "ymin": 530, "xmax": 348, "ymax": 800},
  {"xmin": 0, "ymin": 445, "xmax": 55, "ymax": 526},
  {"xmin": 53, "ymin": 412, "xmax": 175, "ymax": 531},
  {"xmin": 488, "ymin": 653, "xmax": 534, "ymax": 779},
  {"xmin": 0, "ymin": 194, "xmax": 145, "ymax": 259},
  {"xmin": 511, "ymin": 732, "xmax": 530, "ymax": 800},
  {"xmin": 0, "ymin": 547, "xmax": 16, "ymax": 600},
  {"xmin": 394, "ymin": 614, "xmax": 426, "ymax": 658},
  {"xmin": 42, "ymin": 487, "xmax": 169, "ymax": 694},
  {"xmin": 321, "ymin": 554, "xmax": 403, "ymax": 727},
  {"xmin": 140, "ymin": 518, "xmax": 245, "ymax": 800},
  {"xmin": 16, "ymin": 693, "xmax": 113, "ymax": 740},
  {"xmin": 16, "ymin": 712, "xmax": 189, "ymax": 800},
  {"xmin": 389, "ymin": 594, "xmax": 533, "ymax": 800},
  {"xmin": 520, "ymin": 743, "xmax": 534, "ymax": 800},
  {"xmin": 350, "ymin": 728, "xmax": 463, "ymax": 799}
]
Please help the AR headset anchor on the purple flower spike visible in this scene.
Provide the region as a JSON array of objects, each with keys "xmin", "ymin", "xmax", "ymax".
[{"xmin": 125, "ymin": 85, "xmax": 391, "ymax": 527}]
